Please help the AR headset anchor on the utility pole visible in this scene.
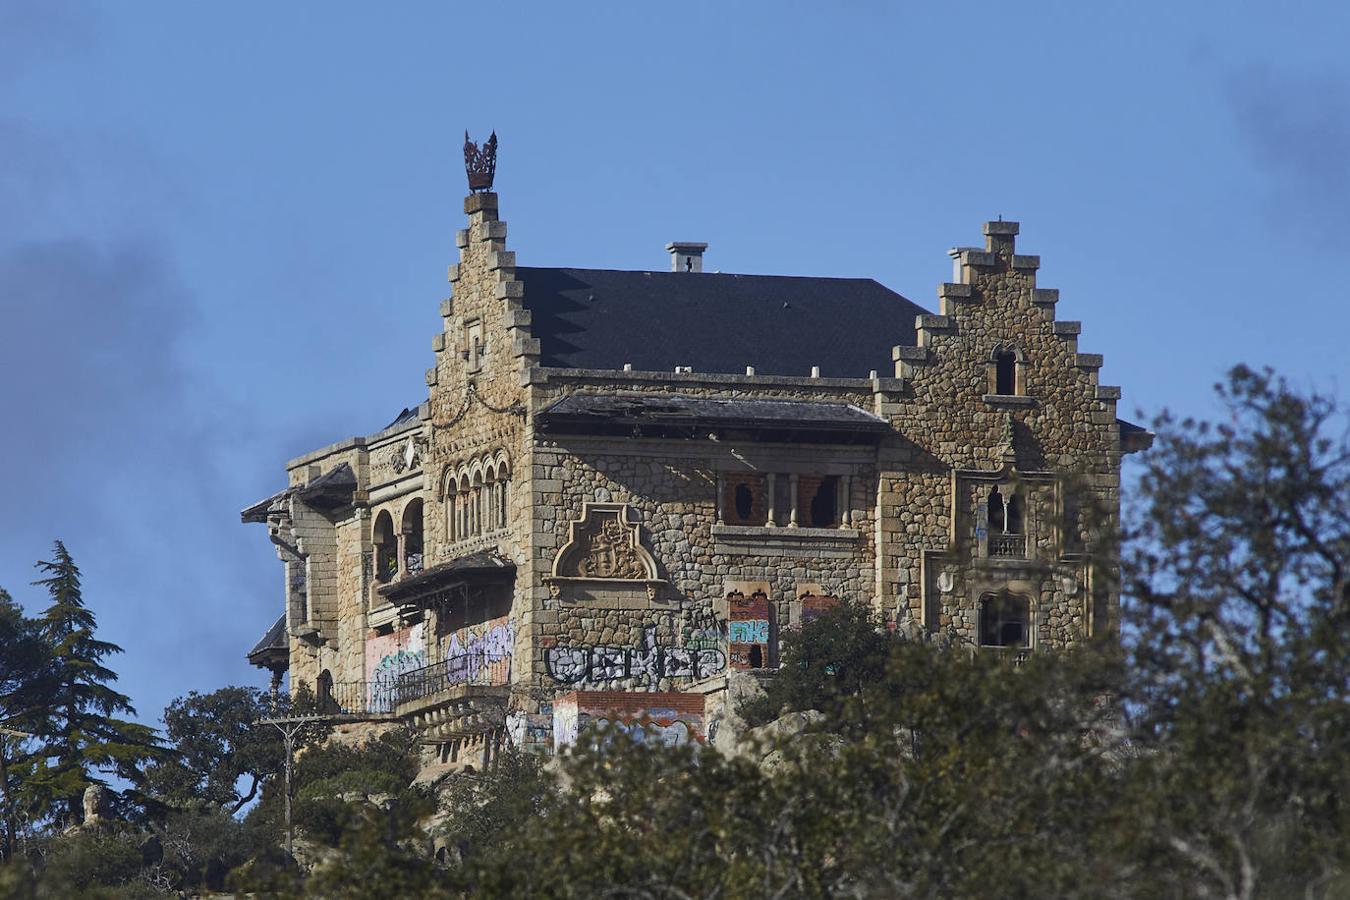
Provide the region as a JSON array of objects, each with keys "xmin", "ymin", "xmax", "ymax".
[
  {"xmin": 0, "ymin": 725, "xmax": 33, "ymax": 863},
  {"xmin": 258, "ymin": 716, "xmax": 324, "ymax": 861}
]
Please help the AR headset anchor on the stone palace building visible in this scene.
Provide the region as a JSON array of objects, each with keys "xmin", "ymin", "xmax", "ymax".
[{"xmin": 243, "ymin": 138, "xmax": 1149, "ymax": 764}]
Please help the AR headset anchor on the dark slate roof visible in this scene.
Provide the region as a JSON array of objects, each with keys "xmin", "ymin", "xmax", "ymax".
[
  {"xmin": 379, "ymin": 550, "xmax": 516, "ymax": 606},
  {"xmin": 247, "ymin": 614, "xmax": 288, "ymax": 668},
  {"xmin": 241, "ymin": 488, "xmax": 288, "ymax": 524},
  {"xmin": 382, "ymin": 405, "xmax": 421, "ymax": 430},
  {"xmin": 1118, "ymin": 418, "xmax": 1155, "ymax": 454},
  {"xmin": 515, "ymin": 267, "xmax": 929, "ymax": 377},
  {"xmin": 241, "ymin": 463, "xmax": 358, "ymax": 523},
  {"xmin": 298, "ymin": 462, "xmax": 357, "ymax": 511},
  {"xmin": 539, "ymin": 393, "xmax": 889, "ymax": 441}
]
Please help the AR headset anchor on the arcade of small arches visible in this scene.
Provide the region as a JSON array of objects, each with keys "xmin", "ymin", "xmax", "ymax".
[
  {"xmin": 373, "ymin": 498, "xmax": 424, "ymax": 584},
  {"xmin": 443, "ymin": 451, "xmax": 512, "ymax": 542}
]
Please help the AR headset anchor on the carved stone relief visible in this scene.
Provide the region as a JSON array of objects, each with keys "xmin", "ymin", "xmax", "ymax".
[{"xmin": 546, "ymin": 503, "xmax": 664, "ymax": 605}]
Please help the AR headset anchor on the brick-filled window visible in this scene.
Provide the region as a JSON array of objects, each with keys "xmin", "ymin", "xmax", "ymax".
[
  {"xmin": 798, "ymin": 475, "xmax": 840, "ymax": 528},
  {"xmin": 721, "ymin": 474, "xmax": 766, "ymax": 526},
  {"xmin": 719, "ymin": 473, "xmax": 850, "ymax": 528}
]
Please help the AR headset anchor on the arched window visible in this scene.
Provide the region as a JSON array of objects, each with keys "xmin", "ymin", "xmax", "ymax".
[
  {"xmin": 987, "ymin": 488, "xmax": 1006, "ymax": 533},
  {"xmin": 373, "ymin": 511, "xmax": 397, "ymax": 583},
  {"xmin": 980, "ymin": 592, "xmax": 1030, "ymax": 648},
  {"xmin": 990, "ymin": 346, "xmax": 1024, "ymax": 396},
  {"xmin": 458, "ymin": 474, "xmax": 471, "ymax": 538},
  {"xmin": 987, "ymin": 487, "xmax": 1026, "ymax": 557},
  {"xmin": 316, "ymin": 669, "xmax": 335, "ymax": 710},
  {"xmin": 498, "ymin": 476, "xmax": 509, "ymax": 530},
  {"xmin": 995, "ymin": 350, "xmax": 1017, "ymax": 395},
  {"xmin": 472, "ymin": 472, "xmax": 484, "ymax": 535},
  {"xmin": 988, "ymin": 487, "xmax": 1023, "ymax": 534},
  {"xmin": 402, "ymin": 499, "xmax": 424, "ymax": 575}
]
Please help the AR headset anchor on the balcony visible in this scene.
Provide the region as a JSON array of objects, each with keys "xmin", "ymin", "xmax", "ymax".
[
  {"xmin": 308, "ymin": 653, "xmax": 512, "ymax": 723},
  {"xmin": 393, "ymin": 653, "xmax": 511, "ymax": 705},
  {"xmin": 988, "ymin": 533, "xmax": 1026, "ymax": 559}
]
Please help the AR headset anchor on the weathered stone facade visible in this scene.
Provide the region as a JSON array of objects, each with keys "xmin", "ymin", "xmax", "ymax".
[{"xmin": 244, "ymin": 184, "xmax": 1147, "ymax": 765}]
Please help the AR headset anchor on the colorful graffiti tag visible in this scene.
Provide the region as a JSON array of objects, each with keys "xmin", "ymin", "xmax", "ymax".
[
  {"xmin": 728, "ymin": 590, "xmax": 771, "ymax": 669},
  {"xmin": 552, "ymin": 691, "xmax": 706, "ymax": 752},
  {"xmin": 445, "ymin": 617, "xmax": 515, "ymax": 685},
  {"xmin": 365, "ymin": 623, "xmax": 426, "ymax": 712}
]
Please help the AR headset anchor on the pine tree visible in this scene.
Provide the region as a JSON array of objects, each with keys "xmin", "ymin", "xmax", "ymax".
[
  {"xmin": 27, "ymin": 541, "xmax": 161, "ymax": 828},
  {"xmin": 0, "ymin": 587, "xmax": 51, "ymax": 858}
]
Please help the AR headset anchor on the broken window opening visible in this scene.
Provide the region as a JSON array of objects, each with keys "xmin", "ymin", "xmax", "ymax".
[
  {"xmin": 806, "ymin": 475, "xmax": 839, "ymax": 527},
  {"xmin": 980, "ymin": 593, "xmax": 1030, "ymax": 648}
]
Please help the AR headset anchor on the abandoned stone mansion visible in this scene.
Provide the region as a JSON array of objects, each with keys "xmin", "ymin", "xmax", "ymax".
[{"xmin": 243, "ymin": 145, "xmax": 1148, "ymax": 763}]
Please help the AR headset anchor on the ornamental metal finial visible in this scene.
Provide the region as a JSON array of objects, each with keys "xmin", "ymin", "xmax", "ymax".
[{"xmin": 464, "ymin": 130, "xmax": 497, "ymax": 193}]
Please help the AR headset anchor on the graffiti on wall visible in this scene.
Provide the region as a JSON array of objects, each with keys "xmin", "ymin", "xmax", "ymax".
[
  {"xmin": 728, "ymin": 590, "xmax": 771, "ymax": 669},
  {"xmin": 800, "ymin": 592, "xmax": 840, "ymax": 626},
  {"xmin": 681, "ymin": 607, "xmax": 723, "ymax": 652},
  {"xmin": 445, "ymin": 617, "xmax": 515, "ymax": 685},
  {"xmin": 365, "ymin": 623, "xmax": 427, "ymax": 712},
  {"xmin": 552, "ymin": 691, "xmax": 706, "ymax": 752},
  {"xmin": 546, "ymin": 627, "xmax": 726, "ymax": 687}
]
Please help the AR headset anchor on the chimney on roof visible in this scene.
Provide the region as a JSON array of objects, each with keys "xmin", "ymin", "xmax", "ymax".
[{"xmin": 666, "ymin": 242, "xmax": 707, "ymax": 273}]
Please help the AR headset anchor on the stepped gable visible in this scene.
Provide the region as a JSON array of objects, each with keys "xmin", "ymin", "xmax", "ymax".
[{"xmin": 514, "ymin": 266, "xmax": 929, "ymax": 377}]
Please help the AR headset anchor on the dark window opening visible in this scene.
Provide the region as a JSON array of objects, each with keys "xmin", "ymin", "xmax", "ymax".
[
  {"xmin": 808, "ymin": 476, "xmax": 839, "ymax": 527},
  {"xmin": 988, "ymin": 488, "xmax": 1006, "ymax": 533},
  {"xmin": 988, "ymin": 487, "xmax": 1023, "ymax": 534},
  {"xmin": 403, "ymin": 499, "xmax": 424, "ymax": 575},
  {"xmin": 748, "ymin": 644, "xmax": 763, "ymax": 668},
  {"xmin": 980, "ymin": 594, "xmax": 1029, "ymax": 647},
  {"xmin": 734, "ymin": 484, "xmax": 753, "ymax": 522},
  {"xmin": 773, "ymin": 476, "xmax": 792, "ymax": 527},
  {"xmin": 374, "ymin": 511, "xmax": 397, "ymax": 583},
  {"xmin": 1006, "ymin": 493, "xmax": 1023, "ymax": 534},
  {"xmin": 995, "ymin": 350, "xmax": 1017, "ymax": 395},
  {"xmin": 316, "ymin": 670, "xmax": 335, "ymax": 711}
]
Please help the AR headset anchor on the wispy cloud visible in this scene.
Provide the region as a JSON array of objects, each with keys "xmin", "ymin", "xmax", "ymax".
[{"xmin": 1226, "ymin": 64, "xmax": 1350, "ymax": 243}]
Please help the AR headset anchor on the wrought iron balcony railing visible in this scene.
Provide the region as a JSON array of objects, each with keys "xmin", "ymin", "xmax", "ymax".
[{"xmin": 392, "ymin": 652, "xmax": 512, "ymax": 707}]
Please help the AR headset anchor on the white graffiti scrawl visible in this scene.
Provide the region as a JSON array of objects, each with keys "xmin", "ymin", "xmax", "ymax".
[
  {"xmin": 545, "ymin": 628, "xmax": 726, "ymax": 686},
  {"xmin": 445, "ymin": 619, "xmax": 515, "ymax": 685}
]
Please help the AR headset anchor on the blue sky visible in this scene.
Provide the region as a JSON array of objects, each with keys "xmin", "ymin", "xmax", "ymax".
[{"xmin": 1, "ymin": 0, "xmax": 1347, "ymax": 728}]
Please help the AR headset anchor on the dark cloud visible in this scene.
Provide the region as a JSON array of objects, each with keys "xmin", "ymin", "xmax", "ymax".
[
  {"xmin": 1227, "ymin": 65, "xmax": 1350, "ymax": 243},
  {"xmin": 0, "ymin": 37, "xmax": 282, "ymax": 720}
]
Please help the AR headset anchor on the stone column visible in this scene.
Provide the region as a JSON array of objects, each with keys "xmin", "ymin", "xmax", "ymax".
[
  {"xmin": 788, "ymin": 474, "xmax": 800, "ymax": 527},
  {"xmin": 840, "ymin": 475, "xmax": 852, "ymax": 528},
  {"xmin": 765, "ymin": 473, "xmax": 777, "ymax": 527},
  {"xmin": 714, "ymin": 474, "xmax": 724, "ymax": 525}
]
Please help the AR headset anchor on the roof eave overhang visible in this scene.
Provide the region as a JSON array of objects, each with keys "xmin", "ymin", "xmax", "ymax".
[
  {"xmin": 377, "ymin": 558, "xmax": 517, "ymax": 608},
  {"xmin": 536, "ymin": 414, "xmax": 890, "ymax": 445}
]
